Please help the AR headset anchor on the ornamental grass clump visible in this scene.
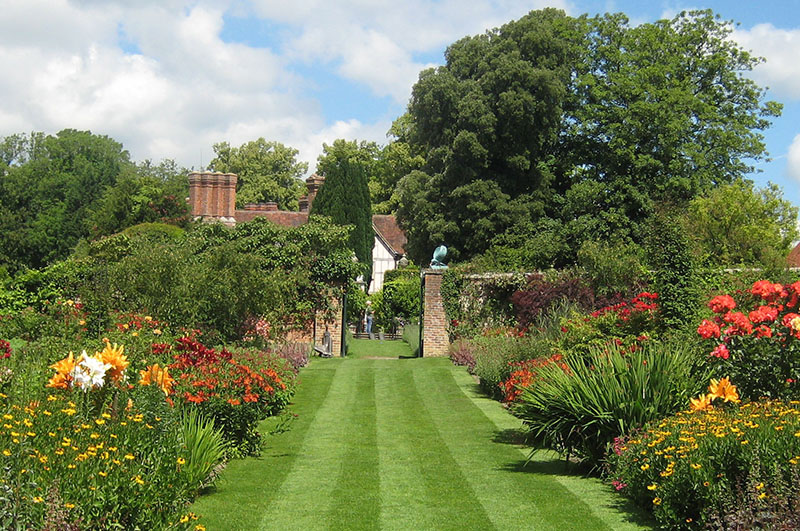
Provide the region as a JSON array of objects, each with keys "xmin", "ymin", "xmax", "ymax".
[
  {"xmin": 608, "ymin": 390, "xmax": 800, "ymax": 529},
  {"xmin": 180, "ymin": 409, "xmax": 227, "ymax": 491},
  {"xmin": 698, "ymin": 280, "xmax": 800, "ymax": 400},
  {"xmin": 513, "ymin": 339, "xmax": 707, "ymax": 467}
]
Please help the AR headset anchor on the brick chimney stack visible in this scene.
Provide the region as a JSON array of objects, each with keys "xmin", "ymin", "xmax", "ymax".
[
  {"xmin": 302, "ymin": 174, "xmax": 325, "ymax": 212},
  {"xmin": 188, "ymin": 172, "xmax": 238, "ymax": 226}
]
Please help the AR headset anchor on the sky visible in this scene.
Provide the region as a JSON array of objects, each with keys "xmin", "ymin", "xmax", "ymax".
[{"xmin": 2, "ymin": 0, "xmax": 800, "ymax": 209}]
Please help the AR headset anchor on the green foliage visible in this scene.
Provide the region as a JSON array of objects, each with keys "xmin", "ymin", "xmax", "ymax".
[
  {"xmin": 312, "ymin": 139, "xmax": 373, "ymax": 284},
  {"xmin": 122, "ymin": 222, "xmax": 186, "ymax": 242},
  {"xmin": 1, "ymin": 216, "xmax": 358, "ymax": 342},
  {"xmin": 688, "ymin": 181, "xmax": 798, "ymax": 268},
  {"xmin": 209, "ymin": 138, "xmax": 307, "ymax": 210},
  {"xmin": 345, "ymin": 281, "xmax": 368, "ymax": 327},
  {"xmin": 440, "ymin": 269, "xmax": 526, "ymax": 339},
  {"xmin": 647, "ymin": 212, "xmax": 700, "ymax": 330},
  {"xmin": 470, "ymin": 334, "xmax": 554, "ymax": 400},
  {"xmin": 0, "ymin": 130, "xmax": 133, "ymax": 272},
  {"xmin": 381, "ymin": 275, "xmax": 421, "ymax": 324},
  {"xmin": 397, "ymin": 9, "xmax": 780, "ymax": 265},
  {"xmin": 88, "ymin": 160, "xmax": 190, "ymax": 238},
  {"xmin": 476, "ymin": 218, "xmax": 569, "ymax": 271},
  {"xmin": 0, "ymin": 391, "xmax": 194, "ymax": 529},
  {"xmin": 179, "ymin": 410, "xmax": 228, "ymax": 492},
  {"xmin": 577, "ymin": 240, "xmax": 648, "ymax": 298},
  {"xmin": 514, "ymin": 340, "xmax": 708, "ymax": 467}
]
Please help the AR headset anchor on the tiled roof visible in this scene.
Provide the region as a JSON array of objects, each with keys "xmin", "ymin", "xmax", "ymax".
[
  {"xmin": 372, "ymin": 214, "xmax": 406, "ymax": 255},
  {"xmin": 788, "ymin": 242, "xmax": 800, "ymax": 267},
  {"xmin": 233, "ymin": 210, "xmax": 407, "ymax": 257},
  {"xmin": 234, "ymin": 210, "xmax": 309, "ymax": 227}
]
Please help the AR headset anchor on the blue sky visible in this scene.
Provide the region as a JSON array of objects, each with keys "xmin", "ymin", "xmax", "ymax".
[{"xmin": 1, "ymin": 0, "xmax": 799, "ymax": 211}]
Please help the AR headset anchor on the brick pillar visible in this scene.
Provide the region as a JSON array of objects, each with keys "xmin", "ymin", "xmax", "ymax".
[
  {"xmin": 314, "ymin": 296, "xmax": 343, "ymax": 357},
  {"xmin": 188, "ymin": 172, "xmax": 238, "ymax": 226},
  {"xmin": 422, "ymin": 269, "xmax": 449, "ymax": 357}
]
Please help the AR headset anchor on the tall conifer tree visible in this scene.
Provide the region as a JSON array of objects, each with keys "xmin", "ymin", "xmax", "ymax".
[{"xmin": 311, "ymin": 141, "xmax": 373, "ymax": 286}]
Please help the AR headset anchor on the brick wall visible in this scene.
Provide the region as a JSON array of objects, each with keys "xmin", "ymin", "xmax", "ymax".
[
  {"xmin": 314, "ymin": 297, "xmax": 343, "ymax": 357},
  {"xmin": 422, "ymin": 269, "xmax": 449, "ymax": 357}
]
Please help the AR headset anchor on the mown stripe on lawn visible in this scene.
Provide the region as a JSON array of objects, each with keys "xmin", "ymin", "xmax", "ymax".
[
  {"xmin": 375, "ymin": 364, "xmax": 496, "ymax": 531},
  {"xmin": 192, "ymin": 364, "xmax": 338, "ymax": 530},
  {"xmin": 325, "ymin": 365, "xmax": 381, "ymax": 530},
  {"xmin": 448, "ymin": 366, "xmax": 655, "ymax": 531},
  {"xmin": 257, "ymin": 361, "xmax": 360, "ymax": 530},
  {"xmin": 413, "ymin": 366, "xmax": 613, "ymax": 531}
]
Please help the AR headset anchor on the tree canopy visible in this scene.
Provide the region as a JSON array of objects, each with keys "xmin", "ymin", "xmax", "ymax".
[
  {"xmin": 395, "ymin": 8, "xmax": 782, "ymax": 266},
  {"xmin": 209, "ymin": 138, "xmax": 308, "ymax": 210},
  {"xmin": 688, "ymin": 181, "xmax": 798, "ymax": 268},
  {"xmin": 0, "ymin": 130, "xmax": 133, "ymax": 271}
]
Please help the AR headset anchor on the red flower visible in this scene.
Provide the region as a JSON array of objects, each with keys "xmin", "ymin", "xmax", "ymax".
[
  {"xmin": 0, "ymin": 340, "xmax": 11, "ymax": 359},
  {"xmin": 709, "ymin": 295, "xmax": 736, "ymax": 313},
  {"xmin": 697, "ymin": 319, "xmax": 721, "ymax": 339},
  {"xmin": 722, "ymin": 311, "xmax": 752, "ymax": 335},
  {"xmin": 755, "ymin": 325, "xmax": 773, "ymax": 338},
  {"xmin": 749, "ymin": 305, "xmax": 779, "ymax": 324},
  {"xmin": 782, "ymin": 313, "xmax": 800, "ymax": 328},
  {"xmin": 710, "ymin": 343, "xmax": 730, "ymax": 359},
  {"xmin": 751, "ymin": 280, "xmax": 786, "ymax": 301}
]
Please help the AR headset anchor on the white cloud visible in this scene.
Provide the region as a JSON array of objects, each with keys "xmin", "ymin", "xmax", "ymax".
[
  {"xmin": 0, "ymin": 0, "xmax": 569, "ymax": 173},
  {"xmin": 733, "ymin": 24, "xmax": 800, "ymax": 100},
  {"xmin": 250, "ymin": 0, "xmax": 568, "ymax": 103}
]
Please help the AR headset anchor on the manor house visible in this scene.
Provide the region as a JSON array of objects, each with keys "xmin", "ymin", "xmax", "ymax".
[{"xmin": 188, "ymin": 172, "xmax": 407, "ymax": 293}]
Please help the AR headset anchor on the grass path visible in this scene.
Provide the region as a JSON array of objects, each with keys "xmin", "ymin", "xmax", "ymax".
[{"xmin": 191, "ymin": 340, "xmax": 654, "ymax": 530}]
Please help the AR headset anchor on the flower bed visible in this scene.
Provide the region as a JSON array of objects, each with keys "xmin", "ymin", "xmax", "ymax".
[
  {"xmin": 608, "ymin": 394, "xmax": 800, "ymax": 529},
  {"xmin": 0, "ymin": 307, "xmax": 298, "ymax": 528},
  {"xmin": 498, "ymin": 292, "xmax": 660, "ymax": 404},
  {"xmin": 698, "ymin": 280, "xmax": 800, "ymax": 400}
]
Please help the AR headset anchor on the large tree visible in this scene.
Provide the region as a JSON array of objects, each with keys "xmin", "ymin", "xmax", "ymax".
[
  {"xmin": 688, "ymin": 181, "xmax": 798, "ymax": 268},
  {"xmin": 88, "ymin": 159, "xmax": 190, "ymax": 238},
  {"xmin": 209, "ymin": 138, "xmax": 307, "ymax": 210},
  {"xmin": 311, "ymin": 139, "xmax": 373, "ymax": 284},
  {"xmin": 0, "ymin": 130, "xmax": 132, "ymax": 271},
  {"xmin": 396, "ymin": 8, "xmax": 781, "ymax": 265}
]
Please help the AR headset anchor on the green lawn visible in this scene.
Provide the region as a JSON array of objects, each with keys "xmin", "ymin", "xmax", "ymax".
[
  {"xmin": 191, "ymin": 340, "xmax": 654, "ymax": 530},
  {"xmin": 345, "ymin": 337, "xmax": 417, "ymax": 358}
]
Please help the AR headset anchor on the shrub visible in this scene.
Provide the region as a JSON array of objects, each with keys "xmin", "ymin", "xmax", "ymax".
[
  {"xmin": 270, "ymin": 342, "xmax": 310, "ymax": 370},
  {"xmin": 0, "ymin": 392, "xmax": 193, "ymax": 529},
  {"xmin": 608, "ymin": 399, "xmax": 800, "ymax": 529},
  {"xmin": 448, "ymin": 340, "xmax": 476, "ymax": 372},
  {"xmin": 577, "ymin": 240, "xmax": 648, "ymax": 299},
  {"xmin": 381, "ymin": 274, "xmax": 421, "ymax": 324},
  {"xmin": 500, "ymin": 354, "xmax": 570, "ymax": 403},
  {"xmin": 697, "ymin": 279, "xmax": 800, "ymax": 401},
  {"xmin": 470, "ymin": 334, "xmax": 553, "ymax": 400},
  {"xmin": 514, "ymin": 340, "xmax": 707, "ymax": 467},
  {"xmin": 646, "ymin": 212, "xmax": 700, "ymax": 329},
  {"xmin": 511, "ymin": 272, "xmax": 595, "ymax": 330},
  {"xmin": 440, "ymin": 269, "xmax": 526, "ymax": 340},
  {"xmin": 552, "ymin": 292, "xmax": 660, "ymax": 361}
]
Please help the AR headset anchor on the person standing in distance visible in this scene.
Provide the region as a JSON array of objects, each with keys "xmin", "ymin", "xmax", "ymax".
[{"xmin": 365, "ymin": 301, "xmax": 374, "ymax": 337}]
